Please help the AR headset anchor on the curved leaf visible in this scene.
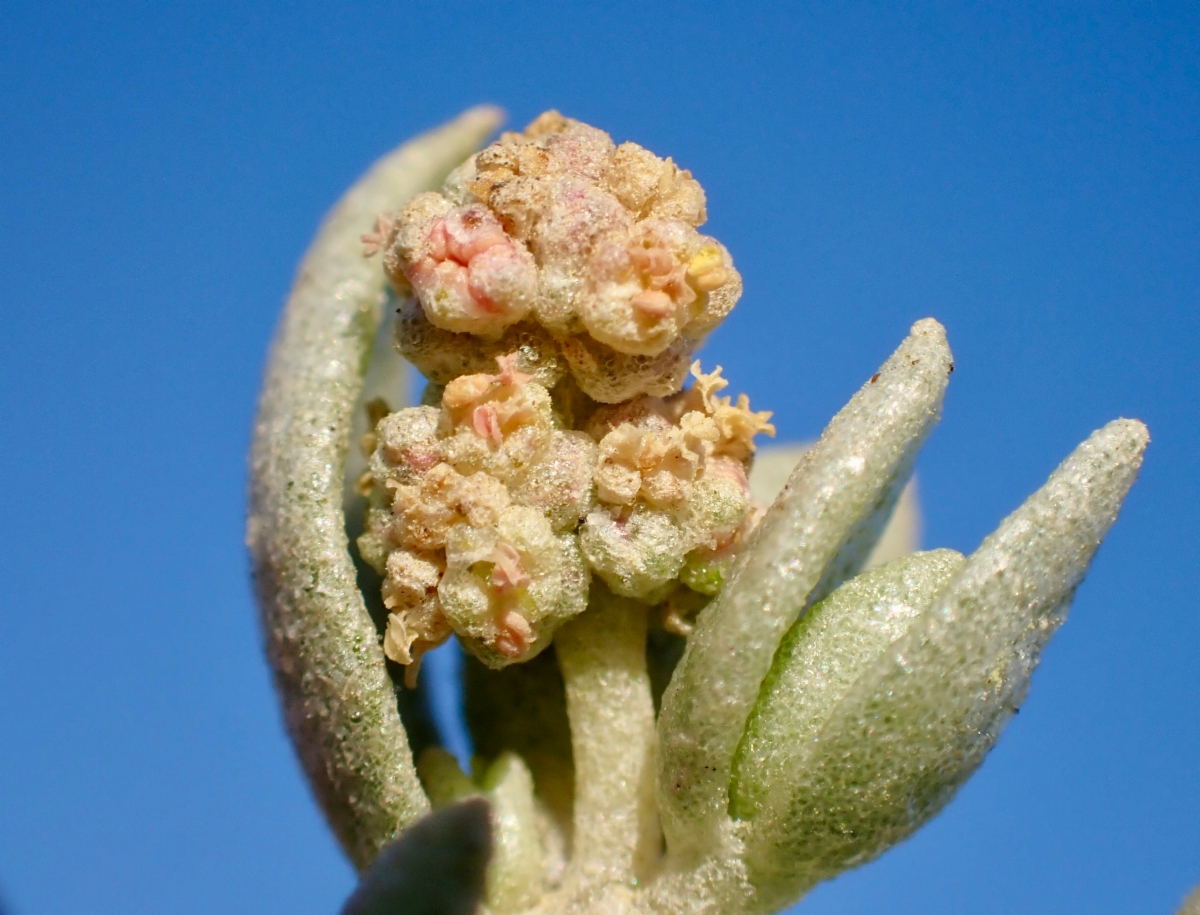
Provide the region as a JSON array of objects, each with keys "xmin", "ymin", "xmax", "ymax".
[
  {"xmin": 741, "ymin": 419, "xmax": 1147, "ymax": 907},
  {"xmin": 247, "ymin": 106, "xmax": 503, "ymax": 868},
  {"xmin": 656, "ymin": 319, "xmax": 953, "ymax": 861}
]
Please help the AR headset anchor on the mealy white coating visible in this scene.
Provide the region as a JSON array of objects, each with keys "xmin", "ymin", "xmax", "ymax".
[
  {"xmin": 731, "ymin": 549, "xmax": 966, "ymax": 905},
  {"xmin": 259, "ymin": 108, "xmax": 1152, "ymax": 915},
  {"xmin": 247, "ymin": 106, "xmax": 502, "ymax": 870},
  {"xmin": 389, "ymin": 194, "xmax": 539, "ymax": 336},
  {"xmin": 554, "ymin": 591, "xmax": 661, "ymax": 893},
  {"xmin": 580, "ymin": 365, "xmax": 772, "ymax": 601},
  {"xmin": 393, "ymin": 295, "xmax": 569, "ymax": 388},
  {"xmin": 740, "ymin": 419, "xmax": 1148, "ymax": 909},
  {"xmin": 358, "ymin": 355, "xmax": 772, "ymax": 678},
  {"xmin": 655, "ymin": 319, "xmax": 954, "ymax": 861},
  {"xmin": 358, "ymin": 361, "xmax": 595, "ymax": 674},
  {"xmin": 579, "ymin": 506, "xmax": 687, "ymax": 602},
  {"xmin": 381, "ymin": 111, "xmax": 743, "ymax": 403},
  {"xmin": 749, "ymin": 444, "xmax": 921, "ymax": 570},
  {"xmin": 731, "ymin": 549, "xmax": 966, "ymax": 818}
]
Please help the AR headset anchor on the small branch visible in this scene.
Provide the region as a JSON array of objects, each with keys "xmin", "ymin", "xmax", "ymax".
[{"xmin": 556, "ymin": 588, "xmax": 660, "ymax": 889}]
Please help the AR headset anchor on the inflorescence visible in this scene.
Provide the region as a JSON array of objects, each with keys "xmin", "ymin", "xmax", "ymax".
[{"xmin": 358, "ymin": 113, "xmax": 773, "ymax": 685}]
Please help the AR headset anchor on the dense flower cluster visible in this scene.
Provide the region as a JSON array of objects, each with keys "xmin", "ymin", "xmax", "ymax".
[
  {"xmin": 356, "ymin": 355, "xmax": 772, "ymax": 684},
  {"xmin": 355, "ymin": 113, "xmax": 772, "ymax": 684},
  {"xmin": 370, "ymin": 111, "xmax": 742, "ymax": 403},
  {"xmin": 580, "ymin": 364, "xmax": 773, "ymax": 607},
  {"xmin": 251, "ymin": 107, "xmax": 1150, "ymax": 915}
]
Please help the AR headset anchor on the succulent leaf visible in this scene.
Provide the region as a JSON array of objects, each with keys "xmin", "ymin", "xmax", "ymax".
[
  {"xmin": 730, "ymin": 550, "xmax": 965, "ymax": 905},
  {"xmin": 738, "ymin": 419, "xmax": 1148, "ymax": 908},
  {"xmin": 255, "ymin": 108, "xmax": 1150, "ymax": 915},
  {"xmin": 730, "ymin": 549, "xmax": 965, "ymax": 817},
  {"xmin": 247, "ymin": 106, "xmax": 503, "ymax": 869},
  {"xmin": 750, "ymin": 443, "xmax": 922, "ymax": 570},
  {"xmin": 656, "ymin": 318, "xmax": 953, "ymax": 860}
]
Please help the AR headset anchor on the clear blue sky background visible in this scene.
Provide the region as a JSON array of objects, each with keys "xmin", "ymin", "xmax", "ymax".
[{"xmin": 1, "ymin": 2, "xmax": 1197, "ymax": 913}]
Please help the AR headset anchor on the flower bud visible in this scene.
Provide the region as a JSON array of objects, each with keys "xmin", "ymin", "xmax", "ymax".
[{"xmin": 357, "ymin": 356, "xmax": 594, "ymax": 678}]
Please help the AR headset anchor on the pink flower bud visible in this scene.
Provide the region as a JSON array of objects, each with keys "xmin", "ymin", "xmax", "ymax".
[{"xmin": 398, "ymin": 204, "xmax": 538, "ymax": 337}]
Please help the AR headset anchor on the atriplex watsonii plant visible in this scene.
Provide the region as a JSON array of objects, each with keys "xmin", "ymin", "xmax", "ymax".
[{"xmin": 248, "ymin": 107, "xmax": 1153, "ymax": 915}]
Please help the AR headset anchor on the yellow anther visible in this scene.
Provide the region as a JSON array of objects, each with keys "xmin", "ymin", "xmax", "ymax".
[
  {"xmin": 355, "ymin": 470, "xmax": 374, "ymax": 498},
  {"xmin": 443, "ymin": 374, "xmax": 493, "ymax": 410},
  {"xmin": 687, "ymin": 246, "xmax": 729, "ymax": 292}
]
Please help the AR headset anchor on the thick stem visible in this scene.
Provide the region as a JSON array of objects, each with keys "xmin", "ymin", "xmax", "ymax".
[
  {"xmin": 556, "ymin": 589, "xmax": 660, "ymax": 890},
  {"xmin": 247, "ymin": 106, "xmax": 502, "ymax": 870}
]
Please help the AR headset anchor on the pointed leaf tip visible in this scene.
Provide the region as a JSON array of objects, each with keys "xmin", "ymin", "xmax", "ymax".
[
  {"xmin": 656, "ymin": 320, "xmax": 953, "ymax": 857},
  {"xmin": 458, "ymin": 104, "xmax": 506, "ymax": 130},
  {"xmin": 736, "ymin": 418, "xmax": 1147, "ymax": 902}
]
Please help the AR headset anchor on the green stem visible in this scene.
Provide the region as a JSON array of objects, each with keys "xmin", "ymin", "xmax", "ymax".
[{"xmin": 556, "ymin": 589, "xmax": 661, "ymax": 890}]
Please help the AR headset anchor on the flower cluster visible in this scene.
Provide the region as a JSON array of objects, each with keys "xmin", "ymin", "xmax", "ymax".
[
  {"xmin": 356, "ymin": 356, "xmax": 773, "ymax": 683},
  {"xmin": 355, "ymin": 112, "xmax": 771, "ymax": 683},
  {"xmin": 373, "ymin": 111, "xmax": 742, "ymax": 403},
  {"xmin": 581, "ymin": 364, "xmax": 773, "ymax": 608}
]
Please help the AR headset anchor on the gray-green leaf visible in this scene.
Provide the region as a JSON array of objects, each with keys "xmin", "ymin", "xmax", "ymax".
[
  {"xmin": 656, "ymin": 319, "xmax": 953, "ymax": 860},
  {"xmin": 737, "ymin": 418, "xmax": 1147, "ymax": 909},
  {"xmin": 730, "ymin": 549, "xmax": 965, "ymax": 821},
  {"xmin": 340, "ymin": 799, "xmax": 491, "ymax": 915}
]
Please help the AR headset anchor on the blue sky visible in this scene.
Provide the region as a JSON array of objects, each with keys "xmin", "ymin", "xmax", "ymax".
[{"xmin": 1, "ymin": 2, "xmax": 1197, "ymax": 913}]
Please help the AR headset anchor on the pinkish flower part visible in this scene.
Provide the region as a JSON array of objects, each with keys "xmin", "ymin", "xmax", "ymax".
[
  {"xmin": 379, "ymin": 112, "xmax": 743, "ymax": 402},
  {"xmin": 387, "ymin": 197, "xmax": 538, "ymax": 337}
]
